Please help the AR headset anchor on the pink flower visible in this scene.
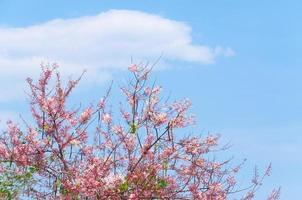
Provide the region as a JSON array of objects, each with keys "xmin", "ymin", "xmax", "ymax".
[
  {"xmin": 227, "ymin": 176, "xmax": 236, "ymax": 186},
  {"xmin": 205, "ymin": 135, "xmax": 218, "ymax": 146},
  {"xmin": 80, "ymin": 107, "xmax": 93, "ymax": 124},
  {"xmin": 128, "ymin": 64, "xmax": 138, "ymax": 72},
  {"xmin": 0, "ymin": 144, "xmax": 8, "ymax": 158},
  {"xmin": 101, "ymin": 113, "xmax": 112, "ymax": 123},
  {"xmin": 143, "ymin": 87, "xmax": 151, "ymax": 96},
  {"xmin": 98, "ymin": 98, "xmax": 105, "ymax": 109},
  {"xmin": 153, "ymin": 112, "xmax": 168, "ymax": 125},
  {"xmin": 112, "ymin": 125, "xmax": 123, "ymax": 134},
  {"xmin": 0, "ymin": 65, "xmax": 276, "ymax": 200}
]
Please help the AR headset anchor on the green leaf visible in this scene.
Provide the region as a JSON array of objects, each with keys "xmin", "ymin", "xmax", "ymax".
[
  {"xmin": 130, "ymin": 123, "xmax": 137, "ymax": 134},
  {"xmin": 43, "ymin": 124, "xmax": 49, "ymax": 131},
  {"xmin": 157, "ymin": 179, "xmax": 168, "ymax": 189},
  {"xmin": 60, "ymin": 185, "xmax": 68, "ymax": 195},
  {"xmin": 28, "ymin": 166, "xmax": 37, "ymax": 174},
  {"xmin": 119, "ymin": 181, "xmax": 129, "ymax": 192}
]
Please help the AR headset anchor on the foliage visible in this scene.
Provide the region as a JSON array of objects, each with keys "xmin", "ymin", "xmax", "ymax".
[{"xmin": 0, "ymin": 64, "xmax": 280, "ymax": 199}]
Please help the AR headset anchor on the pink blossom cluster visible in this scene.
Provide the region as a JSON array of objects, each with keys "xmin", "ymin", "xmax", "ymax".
[{"xmin": 0, "ymin": 64, "xmax": 280, "ymax": 199}]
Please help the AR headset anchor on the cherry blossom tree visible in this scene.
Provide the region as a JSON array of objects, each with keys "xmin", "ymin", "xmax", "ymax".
[{"xmin": 0, "ymin": 64, "xmax": 280, "ymax": 199}]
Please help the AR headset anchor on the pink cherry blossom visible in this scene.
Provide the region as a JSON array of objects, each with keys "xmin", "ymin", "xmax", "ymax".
[
  {"xmin": 128, "ymin": 64, "xmax": 138, "ymax": 72},
  {"xmin": 0, "ymin": 64, "xmax": 279, "ymax": 200},
  {"xmin": 101, "ymin": 113, "xmax": 112, "ymax": 123},
  {"xmin": 79, "ymin": 107, "xmax": 93, "ymax": 124}
]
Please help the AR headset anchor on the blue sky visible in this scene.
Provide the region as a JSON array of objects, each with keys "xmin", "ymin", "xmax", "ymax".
[{"xmin": 0, "ymin": 0, "xmax": 301, "ymax": 199}]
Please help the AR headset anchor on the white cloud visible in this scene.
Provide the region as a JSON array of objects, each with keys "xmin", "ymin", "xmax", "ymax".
[{"xmin": 0, "ymin": 9, "xmax": 234, "ymax": 103}]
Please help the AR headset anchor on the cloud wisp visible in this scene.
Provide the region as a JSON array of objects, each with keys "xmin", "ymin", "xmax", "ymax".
[{"xmin": 0, "ymin": 9, "xmax": 234, "ymax": 102}]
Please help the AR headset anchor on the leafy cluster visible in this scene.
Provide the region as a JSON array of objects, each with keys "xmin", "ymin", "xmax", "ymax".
[{"xmin": 0, "ymin": 64, "xmax": 280, "ymax": 199}]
